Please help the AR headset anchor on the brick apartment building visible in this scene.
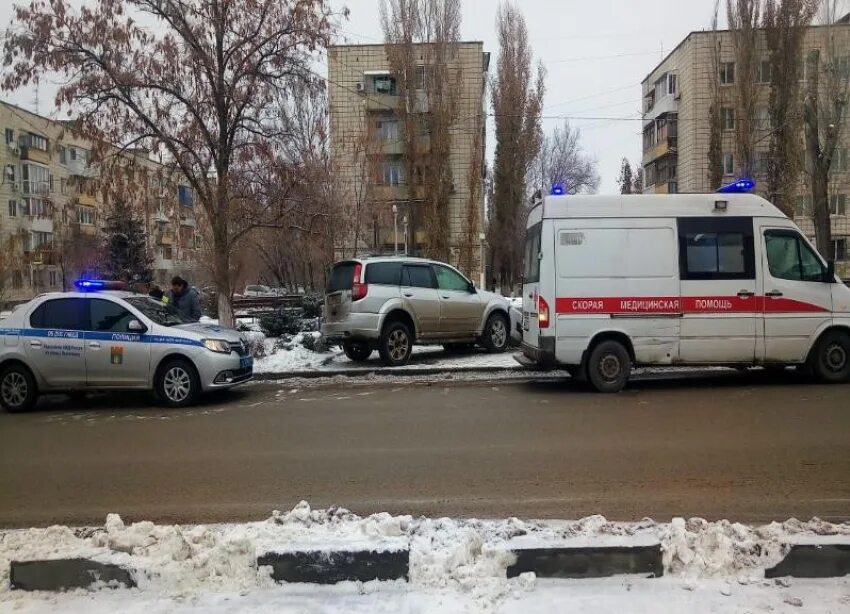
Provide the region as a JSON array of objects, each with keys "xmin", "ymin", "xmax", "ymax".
[
  {"xmin": 327, "ymin": 42, "xmax": 489, "ymax": 282},
  {"xmin": 0, "ymin": 101, "xmax": 200, "ymax": 303},
  {"xmin": 641, "ymin": 21, "xmax": 850, "ymax": 275}
]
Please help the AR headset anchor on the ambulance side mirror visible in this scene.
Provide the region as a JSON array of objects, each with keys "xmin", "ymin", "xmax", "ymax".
[
  {"xmin": 825, "ymin": 260, "xmax": 836, "ymax": 283},
  {"xmin": 128, "ymin": 319, "xmax": 147, "ymax": 333}
]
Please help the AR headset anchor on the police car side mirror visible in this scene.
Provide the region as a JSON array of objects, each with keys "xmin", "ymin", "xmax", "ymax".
[
  {"xmin": 825, "ymin": 260, "xmax": 836, "ymax": 283},
  {"xmin": 128, "ymin": 319, "xmax": 147, "ymax": 333},
  {"xmin": 467, "ymin": 281, "xmax": 476, "ymax": 294}
]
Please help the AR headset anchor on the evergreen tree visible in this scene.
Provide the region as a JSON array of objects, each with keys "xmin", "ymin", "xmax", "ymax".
[
  {"xmin": 631, "ymin": 167, "xmax": 643, "ymax": 194},
  {"xmin": 617, "ymin": 158, "xmax": 633, "ymax": 194},
  {"xmin": 103, "ymin": 200, "xmax": 152, "ymax": 283}
]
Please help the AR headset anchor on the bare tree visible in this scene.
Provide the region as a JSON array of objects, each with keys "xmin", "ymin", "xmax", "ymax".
[
  {"xmin": 490, "ymin": 0, "xmax": 545, "ymax": 291},
  {"xmin": 763, "ymin": 0, "xmax": 818, "ymax": 216},
  {"xmin": 457, "ymin": 108, "xmax": 485, "ymax": 278},
  {"xmin": 0, "ymin": 234, "xmax": 24, "ymax": 308},
  {"xmin": 529, "ymin": 121, "xmax": 600, "ymax": 196},
  {"xmin": 708, "ymin": 0, "xmax": 724, "ymax": 190},
  {"xmin": 727, "ymin": 0, "xmax": 762, "ymax": 177},
  {"xmin": 381, "ymin": 0, "xmax": 462, "ymax": 262},
  {"xmin": 3, "ymin": 0, "xmax": 337, "ymax": 326},
  {"xmin": 617, "ymin": 159, "xmax": 634, "ymax": 194},
  {"xmin": 804, "ymin": 1, "xmax": 850, "ymax": 259}
]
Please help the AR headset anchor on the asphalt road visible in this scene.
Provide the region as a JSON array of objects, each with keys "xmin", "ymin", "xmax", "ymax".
[{"xmin": 1, "ymin": 370, "xmax": 849, "ymax": 528}]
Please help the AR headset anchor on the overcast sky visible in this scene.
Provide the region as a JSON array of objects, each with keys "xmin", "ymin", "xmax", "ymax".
[{"xmin": 1, "ymin": 0, "xmax": 727, "ymax": 193}]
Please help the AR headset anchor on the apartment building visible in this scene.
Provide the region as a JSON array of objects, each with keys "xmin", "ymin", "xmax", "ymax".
[
  {"xmin": 0, "ymin": 101, "xmax": 200, "ymax": 303},
  {"xmin": 327, "ymin": 42, "xmax": 489, "ymax": 281},
  {"xmin": 641, "ymin": 22, "xmax": 850, "ymax": 276}
]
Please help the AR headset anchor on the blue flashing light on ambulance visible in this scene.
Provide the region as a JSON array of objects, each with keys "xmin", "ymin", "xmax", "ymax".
[{"xmin": 517, "ymin": 188, "xmax": 850, "ymax": 392}]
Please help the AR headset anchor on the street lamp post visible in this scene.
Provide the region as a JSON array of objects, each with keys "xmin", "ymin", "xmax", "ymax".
[
  {"xmin": 403, "ymin": 215, "xmax": 409, "ymax": 255},
  {"xmin": 392, "ymin": 204, "xmax": 398, "ymax": 255}
]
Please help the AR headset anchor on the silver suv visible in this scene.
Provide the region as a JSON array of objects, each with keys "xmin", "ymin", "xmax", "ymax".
[{"xmin": 321, "ymin": 257, "xmax": 512, "ymax": 366}]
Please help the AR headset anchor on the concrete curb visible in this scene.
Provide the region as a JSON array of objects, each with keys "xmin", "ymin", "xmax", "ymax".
[
  {"xmin": 257, "ymin": 549, "xmax": 410, "ymax": 584},
  {"xmin": 766, "ymin": 544, "xmax": 850, "ymax": 579},
  {"xmin": 253, "ymin": 366, "xmax": 524, "ymax": 381},
  {"xmin": 506, "ymin": 544, "xmax": 664, "ymax": 580},
  {"xmin": 10, "ymin": 559, "xmax": 136, "ymax": 591}
]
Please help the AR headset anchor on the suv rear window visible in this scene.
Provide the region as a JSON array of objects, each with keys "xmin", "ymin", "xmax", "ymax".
[
  {"xmin": 365, "ymin": 262, "xmax": 402, "ymax": 285},
  {"xmin": 327, "ymin": 262, "xmax": 356, "ymax": 292}
]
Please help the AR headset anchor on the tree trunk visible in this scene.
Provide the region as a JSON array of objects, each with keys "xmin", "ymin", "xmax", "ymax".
[
  {"xmin": 811, "ymin": 166, "xmax": 831, "ymax": 260},
  {"xmin": 212, "ymin": 231, "xmax": 234, "ymax": 327}
]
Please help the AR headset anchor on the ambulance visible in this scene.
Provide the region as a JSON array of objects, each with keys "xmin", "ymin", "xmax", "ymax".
[{"xmin": 518, "ymin": 182, "xmax": 850, "ymax": 392}]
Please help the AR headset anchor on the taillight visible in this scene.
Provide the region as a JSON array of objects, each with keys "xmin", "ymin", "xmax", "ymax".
[
  {"xmin": 352, "ymin": 262, "xmax": 368, "ymax": 301},
  {"xmin": 538, "ymin": 296, "xmax": 550, "ymax": 329}
]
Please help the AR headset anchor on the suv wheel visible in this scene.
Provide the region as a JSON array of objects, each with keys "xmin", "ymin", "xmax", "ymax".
[
  {"xmin": 811, "ymin": 330, "xmax": 850, "ymax": 383},
  {"xmin": 379, "ymin": 321, "xmax": 413, "ymax": 367},
  {"xmin": 586, "ymin": 340, "xmax": 631, "ymax": 393},
  {"xmin": 0, "ymin": 364, "xmax": 38, "ymax": 413},
  {"xmin": 482, "ymin": 313, "xmax": 510, "ymax": 353},
  {"xmin": 343, "ymin": 341, "xmax": 373, "ymax": 362},
  {"xmin": 155, "ymin": 359, "xmax": 201, "ymax": 407}
]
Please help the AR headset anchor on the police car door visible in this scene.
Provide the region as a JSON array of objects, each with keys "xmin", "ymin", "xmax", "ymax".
[
  {"xmin": 25, "ymin": 297, "xmax": 87, "ymax": 387},
  {"xmin": 86, "ymin": 298, "xmax": 150, "ymax": 386}
]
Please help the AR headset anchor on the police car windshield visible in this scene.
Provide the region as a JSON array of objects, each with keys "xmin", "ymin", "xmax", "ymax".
[{"xmin": 125, "ymin": 297, "xmax": 192, "ymax": 327}]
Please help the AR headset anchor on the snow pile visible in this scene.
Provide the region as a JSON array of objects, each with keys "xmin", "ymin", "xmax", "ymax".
[
  {"xmin": 3, "ymin": 503, "xmax": 850, "ymax": 609},
  {"xmin": 254, "ymin": 333, "xmax": 339, "ymax": 373}
]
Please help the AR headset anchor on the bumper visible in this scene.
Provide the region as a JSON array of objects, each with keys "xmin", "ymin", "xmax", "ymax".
[
  {"xmin": 321, "ymin": 312, "xmax": 382, "ymax": 343},
  {"xmin": 197, "ymin": 352, "xmax": 254, "ymax": 391},
  {"xmin": 519, "ymin": 338, "xmax": 558, "ymax": 370}
]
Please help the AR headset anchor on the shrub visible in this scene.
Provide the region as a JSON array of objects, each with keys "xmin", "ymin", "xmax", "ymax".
[
  {"xmin": 300, "ymin": 333, "xmax": 329, "ymax": 353},
  {"xmin": 301, "ymin": 294, "xmax": 322, "ymax": 319},
  {"xmin": 260, "ymin": 310, "xmax": 301, "ymax": 337}
]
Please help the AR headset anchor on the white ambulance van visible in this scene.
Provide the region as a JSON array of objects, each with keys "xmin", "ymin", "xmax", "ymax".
[{"xmin": 518, "ymin": 189, "xmax": 850, "ymax": 392}]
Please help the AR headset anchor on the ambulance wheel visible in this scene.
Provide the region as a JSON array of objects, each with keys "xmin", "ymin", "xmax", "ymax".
[
  {"xmin": 811, "ymin": 330, "xmax": 850, "ymax": 384},
  {"xmin": 586, "ymin": 340, "xmax": 631, "ymax": 393},
  {"xmin": 0, "ymin": 363, "xmax": 38, "ymax": 413},
  {"xmin": 155, "ymin": 358, "xmax": 201, "ymax": 407}
]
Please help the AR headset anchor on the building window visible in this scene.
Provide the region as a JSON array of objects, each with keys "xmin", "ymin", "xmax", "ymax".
[
  {"xmin": 834, "ymin": 238, "xmax": 848, "ymax": 261},
  {"xmin": 723, "ymin": 153, "xmax": 735, "ymax": 175},
  {"xmin": 22, "ymin": 133, "xmax": 48, "ymax": 151},
  {"xmin": 834, "ymin": 148, "xmax": 849, "ymax": 173},
  {"xmin": 830, "ymin": 193, "xmax": 847, "ymax": 215},
  {"xmin": 23, "ymin": 197, "xmax": 51, "ymax": 218},
  {"xmin": 383, "ymin": 162, "xmax": 404, "ymax": 186},
  {"xmin": 4, "ymin": 164, "xmax": 15, "ymax": 185},
  {"xmin": 28, "ymin": 230, "xmax": 52, "ymax": 250},
  {"xmin": 756, "ymin": 60, "xmax": 772, "ymax": 83},
  {"xmin": 795, "ymin": 194, "xmax": 812, "ymax": 217},
  {"xmin": 667, "ymin": 73, "xmax": 677, "ymax": 96},
  {"xmin": 59, "ymin": 146, "xmax": 67, "ymax": 165},
  {"xmin": 4, "ymin": 128, "xmax": 14, "ymax": 145},
  {"xmin": 7, "ymin": 199, "xmax": 16, "ymax": 217},
  {"xmin": 370, "ymin": 75, "xmax": 397, "ymax": 95},
  {"xmin": 48, "ymin": 270, "xmax": 59, "ymax": 288},
  {"xmin": 756, "ymin": 106, "xmax": 771, "ymax": 130},
  {"xmin": 721, "ymin": 107, "xmax": 735, "ymax": 131},
  {"xmin": 379, "ymin": 119, "xmax": 400, "ymax": 142},
  {"xmin": 77, "ymin": 206, "xmax": 95, "ymax": 226},
  {"xmin": 161, "ymin": 245, "xmax": 173, "ymax": 260},
  {"xmin": 754, "ymin": 151, "xmax": 770, "ymax": 175},
  {"xmin": 720, "ymin": 61, "xmax": 736, "ymax": 85},
  {"xmin": 21, "ymin": 163, "xmax": 50, "ymax": 195},
  {"xmin": 178, "ymin": 185, "xmax": 193, "ymax": 207},
  {"xmin": 60, "ymin": 178, "xmax": 67, "ymax": 194}
]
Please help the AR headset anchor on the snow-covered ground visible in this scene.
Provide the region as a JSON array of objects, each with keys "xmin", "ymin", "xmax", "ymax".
[{"xmin": 2, "ymin": 502, "xmax": 849, "ymax": 613}]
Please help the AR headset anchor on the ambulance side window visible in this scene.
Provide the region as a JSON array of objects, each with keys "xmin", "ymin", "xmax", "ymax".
[
  {"xmin": 678, "ymin": 217, "xmax": 755, "ymax": 280},
  {"xmin": 764, "ymin": 230, "xmax": 826, "ymax": 282},
  {"xmin": 524, "ymin": 223, "xmax": 542, "ymax": 283},
  {"xmin": 89, "ymin": 299, "xmax": 135, "ymax": 333}
]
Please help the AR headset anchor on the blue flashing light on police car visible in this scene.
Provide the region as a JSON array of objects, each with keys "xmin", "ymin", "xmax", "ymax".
[
  {"xmin": 716, "ymin": 178, "xmax": 755, "ymax": 194},
  {"xmin": 74, "ymin": 279, "xmax": 128, "ymax": 292},
  {"xmin": 551, "ymin": 183, "xmax": 566, "ymax": 196}
]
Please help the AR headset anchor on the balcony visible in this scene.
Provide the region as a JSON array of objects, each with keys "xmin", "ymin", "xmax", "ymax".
[
  {"xmin": 642, "ymin": 137, "xmax": 678, "ymax": 165},
  {"xmin": 67, "ymin": 158, "xmax": 96, "ymax": 178},
  {"xmin": 20, "ymin": 146, "xmax": 50, "ymax": 165},
  {"xmin": 24, "ymin": 216, "xmax": 54, "ymax": 233},
  {"xmin": 24, "ymin": 249, "xmax": 55, "ymax": 265},
  {"xmin": 76, "ymin": 193, "xmax": 96, "ymax": 207},
  {"xmin": 370, "ymin": 184, "xmax": 427, "ymax": 202},
  {"xmin": 643, "ymin": 94, "xmax": 678, "ymax": 127},
  {"xmin": 365, "ymin": 94, "xmax": 401, "ymax": 111}
]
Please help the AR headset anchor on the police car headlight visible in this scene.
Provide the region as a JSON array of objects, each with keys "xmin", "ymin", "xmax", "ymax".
[{"xmin": 203, "ymin": 338, "xmax": 231, "ymax": 354}]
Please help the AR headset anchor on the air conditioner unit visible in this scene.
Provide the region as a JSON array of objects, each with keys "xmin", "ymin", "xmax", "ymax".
[{"xmin": 356, "ymin": 82, "xmax": 365, "ymax": 93}]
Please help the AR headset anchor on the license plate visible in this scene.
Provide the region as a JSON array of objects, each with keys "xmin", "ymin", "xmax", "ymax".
[
  {"xmin": 327, "ymin": 293, "xmax": 341, "ymax": 307},
  {"xmin": 240, "ymin": 356, "xmax": 254, "ymax": 369}
]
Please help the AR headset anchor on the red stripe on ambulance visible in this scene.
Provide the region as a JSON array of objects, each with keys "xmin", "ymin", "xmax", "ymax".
[{"xmin": 555, "ymin": 296, "xmax": 829, "ymax": 315}]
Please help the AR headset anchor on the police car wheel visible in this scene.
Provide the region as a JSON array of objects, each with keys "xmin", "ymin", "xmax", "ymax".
[
  {"xmin": 812, "ymin": 331, "xmax": 850, "ymax": 384},
  {"xmin": 482, "ymin": 313, "xmax": 509, "ymax": 353},
  {"xmin": 586, "ymin": 340, "xmax": 631, "ymax": 393},
  {"xmin": 0, "ymin": 364, "xmax": 38, "ymax": 413},
  {"xmin": 156, "ymin": 359, "xmax": 201, "ymax": 407}
]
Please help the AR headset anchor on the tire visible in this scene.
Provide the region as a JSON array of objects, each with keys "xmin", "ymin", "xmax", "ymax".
[
  {"xmin": 379, "ymin": 321, "xmax": 413, "ymax": 367},
  {"xmin": 810, "ymin": 330, "xmax": 850, "ymax": 384},
  {"xmin": 586, "ymin": 340, "xmax": 632, "ymax": 393},
  {"xmin": 343, "ymin": 341, "xmax": 373, "ymax": 362},
  {"xmin": 481, "ymin": 313, "xmax": 510, "ymax": 353},
  {"xmin": 155, "ymin": 359, "xmax": 201, "ymax": 408},
  {"xmin": 0, "ymin": 364, "xmax": 38, "ymax": 413}
]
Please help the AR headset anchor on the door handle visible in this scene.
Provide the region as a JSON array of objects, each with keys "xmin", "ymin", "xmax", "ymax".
[
  {"xmin": 441, "ymin": 295, "xmax": 451, "ymax": 299},
  {"xmin": 403, "ymin": 292, "xmax": 414, "ymax": 298},
  {"xmin": 88, "ymin": 342, "xmax": 101, "ymax": 349},
  {"xmin": 765, "ymin": 290, "xmax": 784, "ymax": 298},
  {"xmin": 737, "ymin": 290, "xmax": 755, "ymax": 298},
  {"xmin": 29, "ymin": 340, "xmax": 42, "ymax": 348}
]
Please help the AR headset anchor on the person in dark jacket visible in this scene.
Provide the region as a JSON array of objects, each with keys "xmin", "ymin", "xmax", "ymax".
[
  {"xmin": 148, "ymin": 284, "xmax": 165, "ymax": 301},
  {"xmin": 167, "ymin": 276, "xmax": 202, "ymax": 322}
]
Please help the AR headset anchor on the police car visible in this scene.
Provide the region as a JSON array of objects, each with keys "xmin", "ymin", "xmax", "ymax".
[{"xmin": 0, "ymin": 281, "xmax": 253, "ymax": 412}]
